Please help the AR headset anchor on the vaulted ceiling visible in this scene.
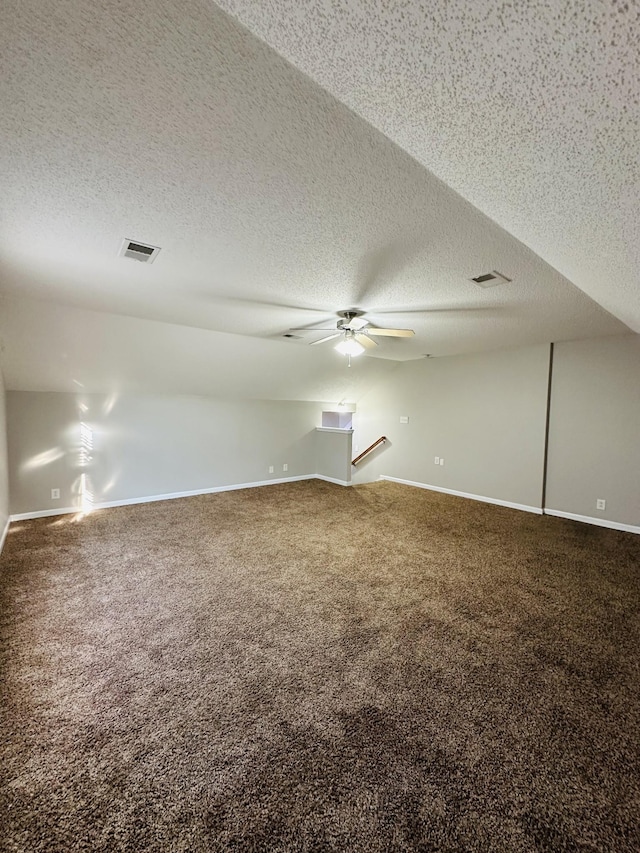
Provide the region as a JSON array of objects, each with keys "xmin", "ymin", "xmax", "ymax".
[{"xmin": 1, "ymin": 0, "xmax": 637, "ymax": 401}]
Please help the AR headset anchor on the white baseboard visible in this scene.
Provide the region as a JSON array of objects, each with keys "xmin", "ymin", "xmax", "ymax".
[
  {"xmin": 0, "ymin": 517, "xmax": 9, "ymax": 554},
  {"xmin": 544, "ymin": 509, "xmax": 640, "ymax": 535},
  {"xmin": 11, "ymin": 506, "xmax": 80, "ymax": 522},
  {"xmin": 315, "ymin": 475, "xmax": 351, "ymax": 487},
  {"xmin": 378, "ymin": 475, "xmax": 543, "ymax": 515},
  {"xmin": 9, "ymin": 477, "xmax": 638, "ymax": 535},
  {"xmin": 9, "ymin": 475, "xmax": 319, "ymax": 521}
]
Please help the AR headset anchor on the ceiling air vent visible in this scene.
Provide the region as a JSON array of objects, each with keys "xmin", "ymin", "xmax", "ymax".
[
  {"xmin": 119, "ymin": 238, "xmax": 161, "ymax": 263},
  {"xmin": 471, "ymin": 270, "xmax": 512, "ymax": 288}
]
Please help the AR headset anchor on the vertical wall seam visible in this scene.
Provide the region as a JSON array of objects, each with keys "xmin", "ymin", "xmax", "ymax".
[{"xmin": 541, "ymin": 342, "xmax": 554, "ymax": 513}]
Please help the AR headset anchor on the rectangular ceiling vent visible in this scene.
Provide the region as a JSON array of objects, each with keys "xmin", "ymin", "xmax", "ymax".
[
  {"xmin": 471, "ymin": 270, "xmax": 512, "ymax": 288},
  {"xmin": 119, "ymin": 238, "xmax": 161, "ymax": 263}
]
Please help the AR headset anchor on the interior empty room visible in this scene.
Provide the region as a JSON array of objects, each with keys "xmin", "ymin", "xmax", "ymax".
[{"xmin": 1, "ymin": 1, "xmax": 639, "ymax": 850}]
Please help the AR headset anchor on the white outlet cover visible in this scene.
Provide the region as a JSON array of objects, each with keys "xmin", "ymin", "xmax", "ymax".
[
  {"xmin": 283, "ymin": 463, "xmax": 288, "ymax": 471},
  {"xmin": 596, "ymin": 499, "xmax": 606, "ymax": 510},
  {"xmin": 268, "ymin": 466, "xmax": 274, "ymax": 474},
  {"xmin": 440, "ymin": 458, "xmax": 445, "ymax": 466},
  {"xmin": 51, "ymin": 488, "xmax": 60, "ymax": 499},
  {"xmin": 434, "ymin": 456, "xmax": 440, "ymax": 464}
]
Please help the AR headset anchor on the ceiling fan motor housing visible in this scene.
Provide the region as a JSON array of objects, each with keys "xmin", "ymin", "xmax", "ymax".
[{"xmin": 337, "ymin": 310, "xmax": 365, "ymax": 330}]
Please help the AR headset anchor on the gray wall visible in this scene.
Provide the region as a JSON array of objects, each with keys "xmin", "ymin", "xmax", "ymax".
[
  {"xmin": 545, "ymin": 335, "xmax": 640, "ymax": 527},
  {"xmin": 0, "ymin": 367, "xmax": 9, "ymax": 545},
  {"xmin": 7, "ymin": 335, "xmax": 640, "ymax": 529},
  {"xmin": 7, "ymin": 392, "xmax": 323, "ymax": 515},
  {"xmin": 315, "ymin": 429, "xmax": 353, "ymax": 484},
  {"xmin": 352, "ymin": 344, "xmax": 551, "ymax": 510}
]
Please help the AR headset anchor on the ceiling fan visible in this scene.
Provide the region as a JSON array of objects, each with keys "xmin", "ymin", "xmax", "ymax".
[{"xmin": 290, "ymin": 310, "xmax": 414, "ymax": 365}]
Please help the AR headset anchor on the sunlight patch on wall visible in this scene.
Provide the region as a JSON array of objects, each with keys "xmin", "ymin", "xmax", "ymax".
[
  {"xmin": 72, "ymin": 418, "xmax": 95, "ymax": 516},
  {"xmin": 102, "ymin": 392, "xmax": 119, "ymax": 417},
  {"xmin": 21, "ymin": 447, "xmax": 65, "ymax": 472},
  {"xmin": 79, "ymin": 472, "xmax": 93, "ymax": 516},
  {"xmin": 70, "ymin": 472, "xmax": 94, "ymax": 518},
  {"xmin": 101, "ymin": 470, "xmax": 121, "ymax": 496},
  {"xmin": 79, "ymin": 421, "xmax": 93, "ymax": 468}
]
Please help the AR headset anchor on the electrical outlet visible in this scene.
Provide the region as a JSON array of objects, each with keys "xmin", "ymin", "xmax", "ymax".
[
  {"xmin": 596, "ymin": 498, "xmax": 606, "ymax": 511},
  {"xmin": 400, "ymin": 416, "xmax": 409, "ymax": 424},
  {"xmin": 283, "ymin": 463, "xmax": 288, "ymax": 472},
  {"xmin": 268, "ymin": 466, "xmax": 274, "ymax": 474},
  {"xmin": 434, "ymin": 456, "xmax": 440, "ymax": 465},
  {"xmin": 51, "ymin": 488, "xmax": 60, "ymax": 500},
  {"xmin": 440, "ymin": 458, "xmax": 445, "ymax": 466}
]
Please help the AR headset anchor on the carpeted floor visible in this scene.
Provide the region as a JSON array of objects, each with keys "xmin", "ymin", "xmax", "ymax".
[{"xmin": 1, "ymin": 479, "xmax": 639, "ymax": 852}]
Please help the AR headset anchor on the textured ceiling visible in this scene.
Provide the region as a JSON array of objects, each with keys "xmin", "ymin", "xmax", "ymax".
[
  {"xmin": 217, "ymin": 0, "xmax": 640, "ymax": 332},
  {"xmin": 0, "ymin": 0, "xmax": 634, "ymax": 399}
]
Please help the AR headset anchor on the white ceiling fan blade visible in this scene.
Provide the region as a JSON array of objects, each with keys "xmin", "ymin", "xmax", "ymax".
[
  {"xmin": 355, "ymin": 333, "xmax": 377, "ymax": 349},
  {"xmin": 366, "ymin": 327, "xmax": 415, "ymax": 337},
  {"xmin": 310, "ymin": 333, "xmax": 342, "ymax": 346},
  {"xmin": 349, "ymin": 317, "xmax": 369, "ymax": 330}
]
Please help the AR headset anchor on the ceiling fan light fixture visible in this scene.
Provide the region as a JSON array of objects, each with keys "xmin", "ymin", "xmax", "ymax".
[{"xmin": 335, "ymin": 337, "xmax": 365, "ymax": 357}]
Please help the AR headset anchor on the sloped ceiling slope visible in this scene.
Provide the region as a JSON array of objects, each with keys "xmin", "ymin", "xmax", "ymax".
[
  {"xmin": 0, "ymin": 295, "xmax": 398, "ymax": 401},
  {"xmin": 218, "ymin": 0, "xmax": 640, "ymax": 332},
  {"xmin": 0, "ymin": 0, "xmax": 633, "ymax": 401}
]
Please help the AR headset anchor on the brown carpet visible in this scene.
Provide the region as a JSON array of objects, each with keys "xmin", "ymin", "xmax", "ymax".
[{"xmin": 1, "ymin": 479, "xmax": 639, "ymax": 852}]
